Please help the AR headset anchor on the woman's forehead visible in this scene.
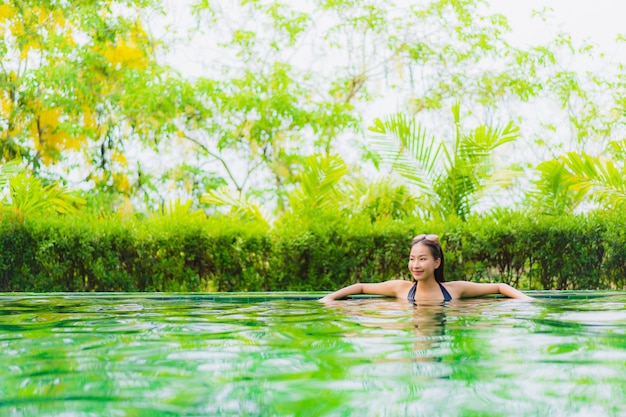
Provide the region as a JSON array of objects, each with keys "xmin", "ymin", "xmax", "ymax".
[{"xmin": 410, "ymin": 243, "xmax": 432, "ymax": 256}]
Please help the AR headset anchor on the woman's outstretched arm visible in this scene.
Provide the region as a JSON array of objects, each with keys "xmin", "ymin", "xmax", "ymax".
[
  {"xmin": 319, "ymin": 280, "xmax": 406, "ymax": 302},
  {"xmin": 452, "ymin": 281, "xmax": 533, "ymax": 300}
]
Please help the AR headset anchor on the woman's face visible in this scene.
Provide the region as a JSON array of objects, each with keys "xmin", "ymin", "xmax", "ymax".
[{"xmin": 408, "ymin": 242, "xmax": 441, "ymax": 281}]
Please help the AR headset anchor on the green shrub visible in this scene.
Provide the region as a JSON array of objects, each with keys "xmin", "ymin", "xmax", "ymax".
[{"xmin": 0, "ymin": 208, "xmax": 624, "ymax": 292}]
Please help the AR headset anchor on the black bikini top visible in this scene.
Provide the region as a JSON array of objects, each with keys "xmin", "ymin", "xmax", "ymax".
[{"xmin": 407, "ymin": 281, "xmax": 452, "ymax": 302}]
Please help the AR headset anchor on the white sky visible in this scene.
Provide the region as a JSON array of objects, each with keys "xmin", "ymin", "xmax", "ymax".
[
  {"xmin": 157, "ymin": 0, "xmax": 626, "ymax": 75},
  {"xmin": 492, "ymin": 0, "xmax": 625, "ymax": 49}
]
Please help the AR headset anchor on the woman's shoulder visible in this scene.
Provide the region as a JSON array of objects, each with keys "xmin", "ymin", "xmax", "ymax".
[
  {"xmin": 362, "ymin": 279, "xmax": 413, "ymax": 289},
  {"xmin": 444, "ymin": 280, "xmax": 496, "ymax": 287},
  {"xmin": 386, "ymin": 279, "xmax": 414, "ymax": 288},
  {"xmin": 443, "ymin": 280, "xmax": 489, "ymax": 290},
  {"xmin": 386, "ymin": 279, "xmax": 414, "ymax": 298},
  {"xmin": 369, "ymin": 279, "xmax": 414, "ymax": 289},
  {"xmin": 439, "ymin": 281, "xmax": 464, "ymax": 298},
  {"xmin": 359, "ymin": 279, "xmax": 413, "ymax": 298},
  {"xmin": 387, "ymin": 279, "xmax": 413, "ymax": 284},
  {"xmin": 441, "ymin": 280, "xmax": 465, "ymax": 287}
]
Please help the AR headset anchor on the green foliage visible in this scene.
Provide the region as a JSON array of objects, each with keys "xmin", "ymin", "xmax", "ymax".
[
  {"xmin": 1, "ymin": 1, "xmax": 626, "ymax": 291},
  {"xmin": 147, "ymin": 198, "xmax": 206, "ymax": 223},
  {"xmin": 526, "ymin": 146, "xmax": 626, "ymax": 214},
  {"xmin": 200, "ymin": 186, "xmax": 271, "ymax": 227},
  {"xmin": 184, "ymin": 0, "xmax": 565, "ymax": 218},
  {"xmin": 597, "ymin": 210, "xmax": 626, "ymax": 289},
  {"xmin": 2, "ymin": 0, "xmax": 624, "ymax": 225},
  {"xmin": 0, "ymin": 160, "xmax": 86, "ymax": 217},
  {"xmin": 342, "ymin": 177, "xmax": 425, "ymax": 223},
  {"xmin": 188, "ymin": 60, "xmax": 359, "ymax": 215},
  {"xmin": 1, "ymin": 213, "xmax": 133, "ymax": 292},
  {"xmin": 368, "ymin": 103, "xmax": 520, "ymax": 221},
  {"xmin": 560, "ymin": 151, "xmax": 626, "ymax": 207},
  {"xmin": 0, "ymin": 206, "xmax": 36, "ymax": 290},
  {"xmin": 2, "ymin": 208, "xmax": 625, "ymax": 293},
  {"xmin": 8, "ymin": 172, "xmax": 86, "ymax": 216},
  {"xmin": 526, "ymin": 159, "xmax": 587, "ymax": 216},
  {"xmin": 271, "ymin": 207, "xmax": 413, "ymax": 291},
  {"xmin": 368, "ymin": 113, "xmax": 441, "ymax": 191},
  {"xmin": 0, "ymin": 159, "xmax": 21, "ymax": 189},
  {"xmin": 445, "ymin": 211, "xmax": 605, "ymax": 290},
  {"xmin": 287, "ymin": 154, "xmax": 349, "ymax": 211},
  {"xmin": 0, "ymin": 0, "xmax": 194, "ymax": 202}
]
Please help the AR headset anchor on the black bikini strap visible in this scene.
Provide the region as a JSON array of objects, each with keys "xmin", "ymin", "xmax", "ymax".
[{"xmin": 407, "ymin": 281, "xmax": 417, "ymax": 302}]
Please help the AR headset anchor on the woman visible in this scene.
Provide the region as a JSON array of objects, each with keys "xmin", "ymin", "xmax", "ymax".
[{"xmin": 319, "ymin": 234, "xmax": 533, "ymax": 302}]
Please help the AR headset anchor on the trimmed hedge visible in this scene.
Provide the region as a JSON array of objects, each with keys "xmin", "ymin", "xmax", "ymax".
[{"xmin": 1, "ymin": 208, "xmax": 625, "ymax": 292}]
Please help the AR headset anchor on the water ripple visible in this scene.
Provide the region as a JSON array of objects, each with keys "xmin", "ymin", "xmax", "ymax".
[{"xmin": 1, "ymin": 293, "xmax": 626, "ymax": 416}]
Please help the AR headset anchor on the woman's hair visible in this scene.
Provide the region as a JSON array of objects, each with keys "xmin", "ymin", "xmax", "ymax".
[{"xmin": 411, "ymin": 235, "xmax": 445, "ymax": 282}]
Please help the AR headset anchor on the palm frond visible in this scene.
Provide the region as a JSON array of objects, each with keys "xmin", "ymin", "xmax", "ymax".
[
  {"xmin": 474, "ymin": 167, "xmax": 526, "ymax": 198},
  {"xmin": 461, "ymin": 121, "xmax": 519, "ymax": 164},
  {"xmin": 0, "ymin": 159, "xmax": 23, "ymax": 192},
  {"xmin": 289, "ymin": 154, "xmax": 348, "ymax": 210},
  {"xmin": 607, "ymin": 139, "xmax": 626, "ymax": 160},
  {"xmin": 9, "ymin": 173, "xmax": 86, "ymax": 216},
  {"xmin": 200, "ymin": 186, "xmax": 269, "ymax": 225},
  {"xmin": 368, "ymin": 103, "xmax": 520, "ymax": 221},
  {"xmin": 343, "ymin": 176, "xmax": 431, "ymax": 220},
  {"xmin": 439, "ymin": 105, "xmax": 520, "ymax": 220},
  {"xmin": 561, "ymin": 151, "xmax": 626, "ymax": 206},
  {"xmin": 148, "ymin": 199, "xmax": 205, "ymax": 222},
  {"xmin": 368, "ymin": 113, "xmax": 441, "ymax": 192},
  {"xmin": 526, "ymin": 159, "xmax": 587, "ymax": 215}
]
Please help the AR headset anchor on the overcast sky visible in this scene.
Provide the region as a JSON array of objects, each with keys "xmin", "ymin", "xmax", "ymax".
[
  {"xmin": 492, "ymin": 0, "xmax": 625, "ymax": 50},
  {"xmin": 156, "ymin": 0, "xmax": 626, "ymax": 77}
]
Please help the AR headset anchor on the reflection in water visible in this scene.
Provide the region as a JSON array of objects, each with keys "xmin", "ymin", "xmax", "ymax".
[
  {"xmin": 1, "ymin": 294, "xmax": 626, "ymax": 416},
  {"xmin": 322, "ymin": 298, "xmax": 450, "ymax": 371},
  {"xmin": 410, "ymin": 302, "xmax": 448, "ymax": 368}
]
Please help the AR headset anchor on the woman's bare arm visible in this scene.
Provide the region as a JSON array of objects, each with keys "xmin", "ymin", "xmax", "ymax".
[
  {"xmin": 496, "ymin": 283, "xmax": 533, "ymax": 300},
  {"xmin": 319, "ymin": 280, "xmax": 407, "ymax": 302},
  {"xmin": 453, "ymin": 281, "xmax": 533, "ymax": 300}
]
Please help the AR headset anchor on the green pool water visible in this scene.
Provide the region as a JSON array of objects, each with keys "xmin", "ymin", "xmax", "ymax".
[{"xmin": 1, "ymin": 291, "xmax": 625, "ymax": 416}]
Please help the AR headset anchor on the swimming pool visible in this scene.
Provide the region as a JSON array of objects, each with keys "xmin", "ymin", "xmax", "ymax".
[{"xmin": 1, "ymin": 292, "xmax": 624, "ymax": 416}]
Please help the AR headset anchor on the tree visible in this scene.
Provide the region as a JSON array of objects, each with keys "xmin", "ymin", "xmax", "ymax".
[
  {"xmin": 522, "ymin": 41, "xmax": 626, "ymax": 215},
  {"xmin": 525, "ymin": 159, "xmax": 588, "ymax": 216},
  {"xmin": 0, "ymin": 159, "xmax": 84, "ymax": 217},
  {"xmin": 368, "ymin": 103, "xmax": 519, "ymax": 221},
  {"xmin": 184, "ymin": 63, "xmax": 359, "ymax": 214},
  {"xmin": 182, "ymin": 0, "xmax": 536, "ymax": 216},
  {"xmin": 0, "ymin": 0, "xmax": 192, "ymax": 208},
  {"xmin": 527, "ymin": 144, "xmax": 626, "ymax": 214}
]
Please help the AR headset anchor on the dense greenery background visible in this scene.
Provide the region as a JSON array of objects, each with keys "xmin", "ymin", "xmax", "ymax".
[
  {"xmin": 1, "ymin": 1, "xmax": 626, "ymax": 291},
  {"xmin": 1, "ymin": 207, "xmax": 624, "ymax": 292}
]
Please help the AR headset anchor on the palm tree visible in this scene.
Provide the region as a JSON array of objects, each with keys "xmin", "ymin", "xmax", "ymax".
[
  {"xmin": 525, "ymin": 159, "xmax": 588, "ymax": 216},
  {"xmin": 0, "ymin": 159, "xmax": 21, "ymax": 190},
  {"xmin": 200, "ymin": 186, "xmax": 270, "ymax": 227},
  {"xmin": 8, "ymin": 172, "xmax": 86, "ymax": 217},
  {"xmin": 555, "ymin": 150, "xmax": 626, "ymax": 209},
  {"xmin": 199, "ymin": 154, "xmax": 349, "ymax": 226},
  {"xmin": 368, "ymin": 103, "xmax": 520, "ymax": 221},
  {"xmin": 341, "ymin": 176, "xmax": 426, "ymax": 222},
  {"xmin": 287, "ymin": 154, "xmax": 349, "ymax": 212},
  {"xmin": 562, "ymin": 151, "xmax": 626, "ymax": 207},
  {"xmin": 0, "ymin": 160, "xmax": 85, "ymax": 217}
]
